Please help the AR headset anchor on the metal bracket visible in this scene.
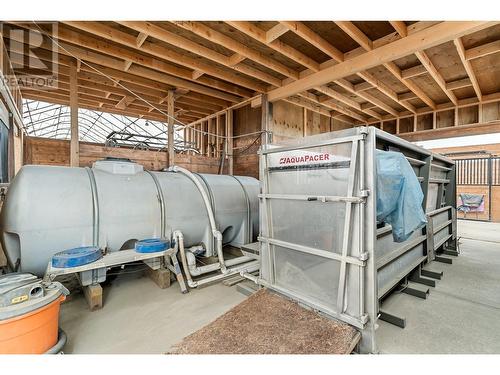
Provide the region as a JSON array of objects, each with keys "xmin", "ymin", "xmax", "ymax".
[
  {"xmin": 360, "ymin": 189, "xmax": 370, "ymax": 198},
  {"xmin": 379, "ymin": 310, "xmax": 406, "ymax": 328},
  {"xmin": 421, "ymin": 269, "xmax": 443, "ymax": 280},
  {"xmin": 359, "ymin": 252, "xmax": 369, "ymax": 261},
  {"xmin": 409, "ymin": 274, "xmax": 436, "ymax": 288},
  {"xmin": 402, "ymin": 286, "xmax": 429, "ymax": 299},
  {"xmin": 435, "ymin": 256, "xmax": 453, "ymax": 264}
]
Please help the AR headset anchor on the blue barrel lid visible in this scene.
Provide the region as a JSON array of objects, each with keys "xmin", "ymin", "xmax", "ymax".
[
  {"xmin": 135, "ymin": 238, "xmax": 170, "ymax": 253},
  {"xmin": 51, "ymin": 246, "xmax": 102, "ymax": 268}
]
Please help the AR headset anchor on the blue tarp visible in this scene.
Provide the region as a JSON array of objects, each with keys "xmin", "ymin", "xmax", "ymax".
[{"xmin": 376, "ymin": 150, "xmax": 427, "ymax": 243}]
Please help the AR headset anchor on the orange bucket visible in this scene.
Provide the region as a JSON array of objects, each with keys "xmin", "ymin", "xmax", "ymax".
[{"xmin": 0, "ymin": 294, "xmax": 65, "ymax": 354}]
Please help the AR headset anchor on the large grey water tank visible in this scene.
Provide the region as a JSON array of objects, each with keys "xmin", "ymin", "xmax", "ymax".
[{"xmin": 0, "ymin": 160, "xmax": 259, "ymax": 276}]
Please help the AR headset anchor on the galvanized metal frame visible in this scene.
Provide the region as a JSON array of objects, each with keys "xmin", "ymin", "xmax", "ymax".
[{"xmin": 256, "ymin": 126, "xmax": 457, "ymax": 354}]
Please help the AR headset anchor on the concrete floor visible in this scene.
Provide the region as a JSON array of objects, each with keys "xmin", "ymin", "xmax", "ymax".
[
  {"xmin": 59, "ymin": 220, "xmax": 500, "ymax": 354},
  {"xmin": 377, "ymin": 220, "xmax": 500, "ymax": 354}
]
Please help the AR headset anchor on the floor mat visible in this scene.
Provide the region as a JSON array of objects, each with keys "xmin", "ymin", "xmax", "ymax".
[{"xmin": 169, "ymin": 288, "xmax": 360, "ymax": 354}]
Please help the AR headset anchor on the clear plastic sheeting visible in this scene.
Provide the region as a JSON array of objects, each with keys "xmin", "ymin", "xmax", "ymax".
[{"xmin": 376, "ymin": 150, "xmax": 427, "ymax": 243}]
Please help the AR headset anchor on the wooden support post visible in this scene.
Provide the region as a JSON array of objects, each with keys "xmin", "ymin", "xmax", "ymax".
[
  {"xmin": 146, "ymin": 267, "xmax": 171, "ymax": 289},
  {"xmin": 396, "ymin": 117, "xmax": 400, "ymax": 134},
  {"xmin": 432, "ymin": 111, "xmax": 437, "ymax": 129},
  {"xmin": 227, "ymin": 109, "xmax": 234, "ymax": 175},
  {"xmin": 167, "ymin": 90, "xmax": 175, "ymax": 167},
  {"xmin": 478, "ymin": 103, "xmax": 483, "ymax": 123},
  {"xmin": 83, "ymin": 283, "xmax": 102, "ymax": 311},
  {"xmin": 454, "ymin": 107, "xmax": 459, "ymax": 126},
  {"xmin": 413, "ymin": 115, "xmax": 417, "ymax": 132},
  {"xmin": 261, "ymin": 93, "xmax": 271, "ymax": 147},
  {"xmin": 303, "ymin": 107, "xmax": 307, "ymax": 137},
  {"xmin": 216, "ymin": 115, "xmax": 221, "ymax": 158},
  {"xmin": 69, "ymin": 59, "xmax": 79, "ymax": 167},
  {"xmin": 208, "ymin": 118, "xmax": 213, "ymax": 157}
]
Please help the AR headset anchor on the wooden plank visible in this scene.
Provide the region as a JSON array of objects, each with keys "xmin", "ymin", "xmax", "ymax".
[
  {"xmin": 465, "ymin": 39, "xmax": 500, "ymax": 60},
  {"xmin": 280, "ymin": 21, "xmax": 344, "ymax": 62},
  {"xmin": 415, "ymin": 50, "xmax": 458, "ymax": 105},
  {"xmin": 69, "ymin": 58, "xmax": 79, "ymax": 167},
  {"xmin": 266, "ymin": 23, "xmax": 289, "ymax": 43},
  {"xmin": 446, "ymin": 77, "xmax": 472, "ymax": 91},
  {"xmin": 266, "ymin": 22, "xmax": 493, "ymax": 102},
  {"xmin": 173, "ymin": 21, "xmax": 300, "ymax": 80},
  {"xmin": 454, "ymin": 38, "xmax": 482, "ymax": 101},
  {"xmin": 389, "ymin": 21, "xmax": 408, "ymax": 37}
]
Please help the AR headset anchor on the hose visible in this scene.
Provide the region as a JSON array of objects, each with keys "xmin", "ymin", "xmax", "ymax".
[{"xmin": 168, "ymin": 166, "xmax": 227, "ymax": 273}]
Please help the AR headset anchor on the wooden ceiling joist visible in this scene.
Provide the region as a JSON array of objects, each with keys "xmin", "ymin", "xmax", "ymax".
[
  {"xmin": 415, "ymin": 50, "xmax": 458, "ymax": 105},
  {"xmin": 63, "ymin": 21, "xmax": 268, "ymax": 92},
  {"xmin": 454, "ymin": 37, "xmax": 483, "ymax": 101},
  {"xmin": 172, "ymin": 21, "xmax": 300, "ymax": 80},
  {"xmin": 265, "ymin": 22, "xmax": 493, "ymax": 103},
  {"xmin": 465, "ymin": 39, "xmax": 500, "ymax": 60}
]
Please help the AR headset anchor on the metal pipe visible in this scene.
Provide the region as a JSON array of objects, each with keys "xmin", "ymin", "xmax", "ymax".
[
  {"xmin": 174, "ymin": 230, "xmax": 197, "ymax": 289},
  {"xmin": 169, "ymin": 165, "xmax": 227, "ymax": 273},
  {"xmin": 186, "ymin": 251, "xmax": 252, "ymax": 276}
]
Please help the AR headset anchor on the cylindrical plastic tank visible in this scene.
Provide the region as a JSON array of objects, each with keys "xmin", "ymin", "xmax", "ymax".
[{"xmin": 0, "ymin": 159, "xmax": 259, "ymax": 276}]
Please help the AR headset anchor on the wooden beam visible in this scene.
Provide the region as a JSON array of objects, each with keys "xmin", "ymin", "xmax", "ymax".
[
  {"xmin": 284, "ymin": 96, "xmax": 332, "ymax": 118},
  {"xmin": 115, "ymin": 95, "xmax": 135, "ymax": 109},
  {"xmin": 335, "ymin": 21, "xmax": 373, "ymax": 51},
  {"xmin": 225, "ymin": 21, "xmax": 320, "ymax": 72},
  {"xmin": 446, "ymin": 77, "xmax": 472, "ymax": 91},
  {"xmin": 385, "ymin": 62, "xmax": 436, "ymax": 109},
  {"xmin": 298, "ymin": 91, "xmax": 367, "ymax": 122},
  {"xmin": 62, "ymin": 21, "xmax": 267, "ymax": 93},
  {"xmin": 267, "ymin": 22, "xmax": 491, "ymax": 104},
  {"xmin": 228, "ymin": 53, "xmax": 245, "ymax": 66},
  {"xmin": 389, "ymin": 21, "xmax": 408, "ymax": 37},
  {"xmin": 15, "ymin": 22, "xmax": 248, "ymax": 102},
  {"xmin": 69, "ymin": 58, "xmax": 79, "ymax": 167},
  {"xmin": 401, "ymin": 64, "xmax": 427, "ymax": 79},
  {"xmin": 465, "ymin": 39, "xmax": 500, "ymax": 60},
  {"xmin": 120, "ymin": 21, "xmax": 278, "ymax": 88},
  {"xmin": 334, "ymin": 21, "xmax": 417, "ymax": 113},
  {"xmin": 280, "ymin": 21, "xmax": 344, "ymax": 62},
  {"xmin": 192, "ymin": 70, "xmax": 204, "ymax": 80},
  {"xmin": 173, "ymin": 21, "xmax": 300, "ymax": 80},
  {"xmin": 399, "ymin": 120, "xmax": 500, "ymax": 142},
  {"xmin": 335, "ymin": 79, "xmax": 399, "ymax": 117},
  {"xmin": 226, "ymin": 109, "xmax": 233, "ymax": 175},
  {"xmin": 415, "ymin": 50, "xmax": 458, "ymax": 105},
  {"xmin": 136, "ymin": 32, "xmax": 148, "ymax": 47},
  {"xmin": 314, "ymin": 85, "xmax": 379, "ymax": 119},
  {"xmin": 266, "ymin": 23, "xmax": 289, "ymax": 43},
  {"xmin": 454, "ymin": 38, "xmax": 482, "ymax": 101}
]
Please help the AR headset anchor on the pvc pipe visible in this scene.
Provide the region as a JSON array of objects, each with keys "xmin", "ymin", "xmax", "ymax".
[
  {"xmin": 169, "ymin": 166, "xmax": 227, "ymax": 273},
  {"xmin": 173, "ymin": 230, "xmax": 197, "ymax": 289},
  {"xmin": 194, "ymin": 261, "xmax": 259, "ymax": 287},
  {"xmin": 186, "ymin": 250, "xmax": 252, "ymax": 276}
]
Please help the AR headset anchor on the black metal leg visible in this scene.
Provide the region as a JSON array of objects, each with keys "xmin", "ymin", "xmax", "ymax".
[
  {"xmin": 421, "ymin": 269, "xmax": 443, "ymax": 280},
  {"xmin": 435, "ymin": 256, "xmax": 453, "ymax": 264},
  {"xmin": 379, "ymin": 310, "xmax": 406, "ymax": 328},
  {"xmin": 410, "ymin": 274, "xmax": 436, "ymax": 287},
  {"xmin": 402, "ymin": 286, "xmax": 429, "ymax": 299}
]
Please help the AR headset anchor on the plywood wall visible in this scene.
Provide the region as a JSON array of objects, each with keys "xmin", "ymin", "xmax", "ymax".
[
  {"xmin": 24, "ymin": 136, "xmax": 226, "ymax": 174},
  {"xmin": 232, "ymin": 100, "xmax": 353, "ymax": 179}
]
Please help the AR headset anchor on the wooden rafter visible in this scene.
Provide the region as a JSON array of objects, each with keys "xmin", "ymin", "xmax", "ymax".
[
  {"xmin": 465, "ymin": 39, "xmax": 500, "ymax": 60},
  {"xmin": 336, "ymin": 21, "xmax": 428, "ymax": 113},
  {"xmin": 454, "ymin": 37, "xmax": 482, "ymax": 101},
  {"xmin": 10, "ymin": 22, "xmax": 248, "ymax": 103},
  {"xmin": 172, "ymin": 21, "xmax": 300, "ymax": 80},
  {"xmin": 266, "ymin": 23, "xmax": 289, "ymax": 43},
  {"xmin": 415, "ymin": 50, "xmax": 458, "ymax": 105},
  {"xmin": 265, "ymin": 22, "xmax": 493, "ymax": 102}
]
